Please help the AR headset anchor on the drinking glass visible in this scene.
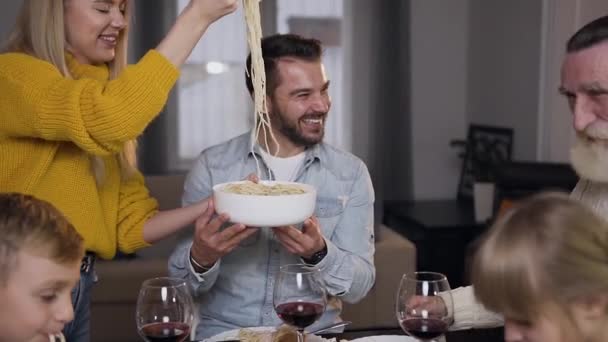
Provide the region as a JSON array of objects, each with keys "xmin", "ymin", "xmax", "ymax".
[
  {"xmin": 273, "ymin": 264, "xmax": 327, "ymax": 342},
  {"xmin": 136, "ymin": 277, "xmax": 194, "ymax": 342},
  {"xmin": 395, "ymin": 272, "xmax": 454, "ymax": 341}
]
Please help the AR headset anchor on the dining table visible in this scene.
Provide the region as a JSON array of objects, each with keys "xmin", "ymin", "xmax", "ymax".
[
  {"xmin": 322, "ymin": 327, "xmax": 504, "ymax": 342},
  {"xmin": 193, "ymin": 326, "xmax": 504, "ymax": 342}
]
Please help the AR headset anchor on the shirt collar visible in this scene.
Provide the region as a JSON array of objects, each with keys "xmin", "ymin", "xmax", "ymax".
[{"xmin": 248, "ymin": 140, "xmax": 322, "ymax": 166}]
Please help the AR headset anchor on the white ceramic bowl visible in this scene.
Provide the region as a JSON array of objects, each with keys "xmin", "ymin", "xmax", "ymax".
[{"xmin": 213, "ymin": 181, "xmax": 317, "ymax": 227}]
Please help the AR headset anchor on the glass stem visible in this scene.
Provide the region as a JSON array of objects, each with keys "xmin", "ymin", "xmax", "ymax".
[{"xmin": 296, "ymin": 329, "xmax": 305, "ymax": 342}]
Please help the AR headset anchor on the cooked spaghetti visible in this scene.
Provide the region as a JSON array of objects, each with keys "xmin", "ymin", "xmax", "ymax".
[
  {"xmin": 237, "ymin": 328, "xmax": 266, "ymax": 342},
  {"xmin": 237, "ymin": 325, "xmax": 298, "ymax": 342},
  {"xmin": 243, "ymin": 0, "xmax": 280, "ymax": 176},
  {"xmin": 222, "ymin": 181, "xmax": 306, "ymax": 196}
]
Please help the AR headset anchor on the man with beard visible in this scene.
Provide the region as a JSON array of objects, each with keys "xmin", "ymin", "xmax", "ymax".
[
  {"xmin": 562, "ymin": 16, "xmax": 608, "ymax": 216},
  {"xmin": 168, "ymin": 34, "xmax": 375, "ymax": 340},
  {"xmin": 421, "ymin": 14, "xmax": 608, "ymax": 336}
]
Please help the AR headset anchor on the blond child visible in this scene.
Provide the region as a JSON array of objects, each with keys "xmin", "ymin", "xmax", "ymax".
[
  {"xmin": 472, "ymin": 193, "xmax": 608, "ymax": 342},
  {"xmin": 0, "ymin": 193, "xmax": 84, "ymax": 342}
]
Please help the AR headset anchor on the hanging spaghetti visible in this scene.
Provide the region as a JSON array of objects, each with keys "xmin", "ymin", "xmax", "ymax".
[{"xmin": 243, "ymin": 0, "xmax": 280, "ymax": 178}]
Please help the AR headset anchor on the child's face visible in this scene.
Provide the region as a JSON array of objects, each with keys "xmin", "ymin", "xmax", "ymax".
[
  {"xmin": 0, "ymin": 249, "xmax": 80, "ymax": 342},
  {"xmin": 504, "ymin": 316, "xmax": 565, "ymax": 342},
  {"xmin": 503, "ymin": 307, "xmax": 583, "ymax": 342}
]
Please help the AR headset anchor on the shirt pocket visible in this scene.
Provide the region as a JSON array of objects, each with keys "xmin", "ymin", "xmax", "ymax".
[
  {"xmin": 315, "ymin": 196, "xmax": 345, "ymax": 218},
  {"xmin": 314, "ymin": 196, "xmax": 345, "ymax": 237}
]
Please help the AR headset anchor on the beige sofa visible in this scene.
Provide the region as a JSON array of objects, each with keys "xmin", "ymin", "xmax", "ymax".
[{"xmin": 90, "ymin": 175, "xmax": 416, "ymax": 342}]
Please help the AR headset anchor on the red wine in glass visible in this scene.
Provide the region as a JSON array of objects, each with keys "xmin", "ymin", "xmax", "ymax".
[
  {"xmin": 274, "ymin": 264, "xmax": 327, "ymax": 342},
  {"xmin": 139, "ymin": 322, "xmax": 191, "ymax": 342},
  {"xmin": 399, "ymin": 318, "xmax": 448, "ymax": 340},
  {"xmin": 275, "ymin": 302, "xmax": 324, "ymax": 329},
  {"xmin": 136, "ymin": 277, "xmax": 194, "ymax": 342},
  {"xmin": 395, "ymin": 272, "xmax": 454, "ymax": 342}
]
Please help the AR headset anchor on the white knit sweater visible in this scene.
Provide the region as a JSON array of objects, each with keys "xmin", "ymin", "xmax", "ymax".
[
  {"xmin": 443, "ymin": 286, "xmax": 503, "ymax": 330},
  {"xmin": 570, "ymin": 179, "xmax": 608, "ymax": 219}
]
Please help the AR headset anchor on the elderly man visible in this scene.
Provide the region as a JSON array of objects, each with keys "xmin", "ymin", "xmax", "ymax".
[{"xmin": 442, "ymin": 14, "xmax": 608, "ymax": 334}]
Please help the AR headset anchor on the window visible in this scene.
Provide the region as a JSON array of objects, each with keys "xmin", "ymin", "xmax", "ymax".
[{"xmin": 173, "ymin": 0, "xmax": 349, "ymax": 170}]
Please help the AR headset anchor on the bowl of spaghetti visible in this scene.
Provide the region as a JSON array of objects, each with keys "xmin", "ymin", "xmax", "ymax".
[{"xmin": 213, "ymin": 180, "xmax": 317, "ymax": 227}]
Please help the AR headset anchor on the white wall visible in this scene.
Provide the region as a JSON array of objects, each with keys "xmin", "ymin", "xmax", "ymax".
[
  {"xmin": 0, "ymin": 1, "xmax": 20, "ymax": 42},
  {"xmin": 410, "ymin": 0, "xmax": 470, "ymax": 200},
  {"xmin": 467, "ymin": 0, "xmax": 542, "ymax": 162}
]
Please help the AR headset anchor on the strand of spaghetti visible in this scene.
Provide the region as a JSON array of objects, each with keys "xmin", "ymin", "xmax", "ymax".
[{"xmin": 243, "ymin": 0, "xmax": 280, "ymax": 179}]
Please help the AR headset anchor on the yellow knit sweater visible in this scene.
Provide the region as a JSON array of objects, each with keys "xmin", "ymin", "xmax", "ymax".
[{"xmin": 0, "ymin": 50, "xmax": 179, "ymax": 259}]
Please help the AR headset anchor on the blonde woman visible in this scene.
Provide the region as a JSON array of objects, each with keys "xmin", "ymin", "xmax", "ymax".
[
  {"xmin": 472, "ymin": 193, "xmax": 608, "ymax": 342},
  {"xmin": 0, "ymin": 0, "xmax": 256, "ymax": 341}
]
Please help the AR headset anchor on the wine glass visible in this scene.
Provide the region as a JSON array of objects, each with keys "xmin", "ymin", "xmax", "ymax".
[
  {"xmin": 136, "ymin": 277, "xmax": 194, "ymax": 342},
  {"xmin": 273, "ymin": 264, "xmax": 327, "ymax": 342},
  {"xmin": 395, "ymin": 272, "xmax": 454, "ymax": 342}
]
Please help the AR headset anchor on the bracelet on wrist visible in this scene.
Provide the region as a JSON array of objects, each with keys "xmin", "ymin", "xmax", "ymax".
[{"xmin": 190, "ymin": 252, "xmax": 212, "ymax": 273}]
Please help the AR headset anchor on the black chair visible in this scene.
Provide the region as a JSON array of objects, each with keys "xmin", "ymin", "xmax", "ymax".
[{"xmin": 453, "ymin": 124, "xmax": 514, "ymax": 200}]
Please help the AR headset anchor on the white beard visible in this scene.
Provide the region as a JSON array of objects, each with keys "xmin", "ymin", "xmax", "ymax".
[
  {"xmin": 570, "ymin": 135, "xmax": 608, "ymax": 183},
  {"xmin": 570, "ymin": 129, "xmax": 608, "ymax": 223}
]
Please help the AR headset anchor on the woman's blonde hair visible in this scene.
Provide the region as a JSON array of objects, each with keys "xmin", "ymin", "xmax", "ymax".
[
  {"xmin": 472, "ymin": 192, "xmax": 608, "ymax": 330},
  {"xmin": 0, "ymin": 193, "xmax": 84, "ymax": 285},
  {"xmin": 3, "ymin": 0, "xmax": 138, "ymax": 182}
]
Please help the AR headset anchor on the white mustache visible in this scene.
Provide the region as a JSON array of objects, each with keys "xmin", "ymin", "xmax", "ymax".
[{"xmin": 582, "ymin": 123, "xmax": 608, "ymax": 140}]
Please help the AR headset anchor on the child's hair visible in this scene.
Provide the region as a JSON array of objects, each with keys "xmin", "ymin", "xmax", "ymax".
[
  {"xmin": 0, "ymin": 193, "xmax": 84, "ymax": 285},
  {"xmin": 472, "ymin": 192, "xmax": 608, "ymax": 327}
]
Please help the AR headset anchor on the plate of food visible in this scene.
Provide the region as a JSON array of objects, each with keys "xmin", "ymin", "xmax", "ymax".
[
  {"xmin": 204, "ymin": 325, "xmax": 331, "ymax": 342},
  {"xmin": 213, "ymin": 180, "xmax": 317, "ymax": 227}
]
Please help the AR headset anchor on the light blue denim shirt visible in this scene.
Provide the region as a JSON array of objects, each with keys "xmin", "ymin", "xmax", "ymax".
[{"xmin": 168, "ymin": 132, "xmax": 375, "ymax": 339}]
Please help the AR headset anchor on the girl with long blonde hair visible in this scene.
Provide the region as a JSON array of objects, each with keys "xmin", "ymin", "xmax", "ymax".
[{"xmin": 0, "ymin": 0, "xmax": 252, "ymax": 340}]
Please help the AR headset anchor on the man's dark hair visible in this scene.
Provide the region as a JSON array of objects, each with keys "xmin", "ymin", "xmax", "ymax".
[
  {"xmin": 567, "ymin": 15, "xmax": 608, "ymax": 53},
  {"xmin": 245, "ymin": 34, "xmax": 323, "ymax": 96}
]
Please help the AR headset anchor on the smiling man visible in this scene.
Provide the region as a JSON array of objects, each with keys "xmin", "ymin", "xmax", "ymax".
[
  {"xmin": 563, "ymin": 16, "xmax": 608, "ymax": 207},
  {"xmin": 168, "ymin": 34, "xmax": 376, "ymax": 340}
]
